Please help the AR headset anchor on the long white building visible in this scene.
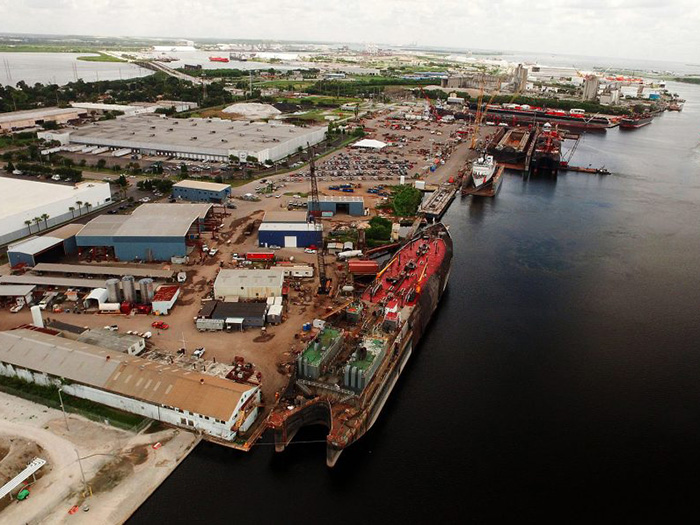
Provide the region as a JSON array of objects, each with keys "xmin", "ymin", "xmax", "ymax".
[
  {"xmin": 0, "ymin": 329, "xmax": 261, "ymax": 441},
  {"xmin": 0, "ymin": 178, "xmax": 112, "ymax": 246},
  {"xmin": 42, "ymin": 115, "xmax": 326, "ymax": 163}
]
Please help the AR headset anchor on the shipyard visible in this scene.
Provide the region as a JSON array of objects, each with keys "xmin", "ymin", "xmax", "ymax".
[{"xmin": 0, "ymin": 19, "xmax": 698, "ymax": 523}]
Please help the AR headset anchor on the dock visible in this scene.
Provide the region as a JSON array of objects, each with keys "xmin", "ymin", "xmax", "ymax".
[
  {"xmin": 461, "ymin": 165, "xmax": 505, "ymax": 197},
  {"xmin": 418, "ymin": 183, "xmax": 457, "ymax": 219}
]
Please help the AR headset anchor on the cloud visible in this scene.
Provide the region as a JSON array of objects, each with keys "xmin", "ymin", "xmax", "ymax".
[{"xmin": 0, "ymin": 0, "xmax": 698, "ymax": 63}]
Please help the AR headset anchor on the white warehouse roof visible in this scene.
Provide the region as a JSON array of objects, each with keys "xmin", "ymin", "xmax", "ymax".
[
  {"xmin": 352, "ymin": 139, "xmax": 387, "ymax": 149},
  {"xmin": 0, "ymin": 285, "xmax": 36, "ymax": 297},
  {"xmin": 258, "ymin": 223, "xmax": 322, "ymax": 232},
  {"xmin": 173, "ymin": 180, "xmax": 231, "ymax": 192}
]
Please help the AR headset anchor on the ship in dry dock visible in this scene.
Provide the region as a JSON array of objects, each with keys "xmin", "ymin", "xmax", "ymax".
[
  {"xmin": 268, "ymin": 222, "xmax": 453, "ymax": 466},
  {"xmin": 529, "ymin": 123, "xmax": 562, "ymax": 177}
]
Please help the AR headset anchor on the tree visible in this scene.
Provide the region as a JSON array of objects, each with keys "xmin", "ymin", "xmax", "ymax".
[
  {"xmin": 366, "ymin": 216, "xmax": 392, "ymax": 243},
  {"xmin": 69, "ymin": 206, "xmax": 75, "ymax": 218},
  {"xmin": 391, "ymin": 185, "xmax": 422, "ymax": 216},
  {"xmin": 33, "ymin": 217, "xmax": 41, "ymax": 232},
  {"xmin": 117, "ymin": 174, "xmax": 128, "ymax": 187},
  {"xmin": 84, "ymin": 202, "xmax": 92, "ymax": 214},
  {"xmin": 24, "ymin": 220, "xmax": 32, "ymax": 234},
  {"xmin": 180, "ymin": 164, "xmax": 188, "ymax": 176},
  {"xmin": 96, "ymin": 159, "xmax": 107, "ymax": 170},
  {"xmin": 5, "ymin": 161, "xmax": 15, "ymax": 173},
  {"xmin": 75, "ymin": 200, "xmax": 83, "ymax": 216},
  {"xmin": 41, "ymin": 213, "xmax": 49, "ymax": 229}
]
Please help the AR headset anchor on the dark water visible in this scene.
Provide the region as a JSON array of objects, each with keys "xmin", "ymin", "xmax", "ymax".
[{"xmin": 129, "ymin": 83, "xmax": 700, "ymax": 522}]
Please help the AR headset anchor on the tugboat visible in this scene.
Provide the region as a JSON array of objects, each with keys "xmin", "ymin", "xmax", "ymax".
[{"xmin": 529, "ymin": 122, "xmax": 562, "ymax": 177}]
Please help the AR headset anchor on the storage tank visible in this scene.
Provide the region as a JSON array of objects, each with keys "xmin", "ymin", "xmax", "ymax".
[
  {"xmin": 121, "ymin": 275, "xmax": 136, "ymax": 303},
  {"xmin": 138, "ymin": 278, "xmax": 155, "ymax": 304},
  {"xmin": 106, "ymin": 279, "xmax": 121, "ymax": 303}
]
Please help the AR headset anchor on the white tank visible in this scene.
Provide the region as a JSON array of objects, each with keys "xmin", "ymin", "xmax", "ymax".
[
  {"xmin": 106, "ymin": 279, "xmax": 121, "ymax": 303},
  {"xmin": 138, "ymin": 278, "xmax": 155, "ymax": 304},
  {"xmin": 122, "ymin": 275, "xmax": 136, "ymax": 303}
]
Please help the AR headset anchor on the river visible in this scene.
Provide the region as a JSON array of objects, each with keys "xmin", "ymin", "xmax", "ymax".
[{"xmin": 123, "ymin": 82, "xmax": 700, "ymax": 521}]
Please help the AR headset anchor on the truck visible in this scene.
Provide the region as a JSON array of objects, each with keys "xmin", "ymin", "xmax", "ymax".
[{"xmin": 196, "ymin": 318, "xmax": 224, "ymax": 332}]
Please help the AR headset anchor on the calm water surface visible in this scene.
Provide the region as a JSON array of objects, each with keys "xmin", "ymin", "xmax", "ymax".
[{"xmin": 129, "ymin": 82, "xmax": 700, "ymax": 522}]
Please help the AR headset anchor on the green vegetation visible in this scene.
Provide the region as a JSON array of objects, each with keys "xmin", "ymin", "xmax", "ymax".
[
  {"xmin": 0, "ymin": 132, "xmax": 37, "ymax": 149},
  {"xmin": 365, "ymin": 216, "xmax": 392, "ymax": 245},
  {"xmin": 0, "ymin": 374, "xmax": 145, "ymax": 430},
  {"xmin": 390, "ymin": 185, "xmax": 423, "ymax": 216},
  {"xmin": 0, "ymin": 72, "xmax": 235, "ymax": 113},
  {"xmin": 672, "ymin": 77, "xmax": 700, "ymax": 85},
  {"xmin": 77, "ymin": 52, "xmax": 126, "ymax": 63},
  {"xmin": 137, "ymin": 178, "xmax": 174, "ymax": 193}
]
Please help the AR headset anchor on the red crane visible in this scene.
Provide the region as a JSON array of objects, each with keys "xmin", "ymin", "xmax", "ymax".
[{"xmin": 420, "ymin": 87, "xmax": 441, "ymax": 122}]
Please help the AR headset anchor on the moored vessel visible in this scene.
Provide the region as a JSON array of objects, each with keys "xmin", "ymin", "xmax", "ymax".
[
  {"xmin": 268, "ymin": 222, "xmax": 453, "ymax": 466},
  {"xmin": 620, "ymin": 114, "xmax": 653, "ymax": 129},
  {"xmin": 529, "ymin": 123, "xmax": 562, "ymax": 177},
  {"xmin": 209, "ymin": 56, "xmax": 230, "ymax": 63}
]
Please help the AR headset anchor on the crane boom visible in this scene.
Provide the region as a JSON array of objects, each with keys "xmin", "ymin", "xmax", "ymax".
[{"xmin": 308, "ymin": 146, "xmax": 330, "ymax": 294}]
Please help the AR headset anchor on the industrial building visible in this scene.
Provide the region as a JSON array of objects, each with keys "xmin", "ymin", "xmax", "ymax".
[
  {"xmin": 583, "ymin": 75, "xmax": 600, "ymax": 101},
  {"xmin": 0, "ymin": 285, "xmax": 35, "ymax": 306},
  {"xmin": 210, "ymin": 302, "xmax": 268, "ymax": 329},
  {"xmin": 0, "ymin": 178, "xmax": 112, "ymax": 246},
  {"xmin": 76, "ymin": 328, "xmax": 146, "ymax": 356},
  {"xmin": 0, "ymin": 328, "xmax": 261, "ymax": 442},
  {"xmin": 76, "ymin": 203, "xmax": 213, "ymax": 262},
  {"xmin": 308, "ymin": 196, "xmax": 365, "ymax": 216},
  {"xmin": 214, "ymin": 269, "xmax": 284, "ymax": 300},
  {"xmin": 70, "ymin": 101, "xmax": 198, "ymax": 117},
  {"xmin": 48, "ymin": 115, "xmax": 326, "ymax": 163},
  {"xmin": 258, "ymin": 211, "xmax": 322, "ymax": 248},
  {"xmin": 0, "ymin": 107, "xmax": 87, "ymax": 132},
  {"xmin": 7, "ymin": 224, "xmax": 82, "ymax": 268},
  {"xmin": 172, "ymin": 180, "xmax": 231, "ymax": 203}
]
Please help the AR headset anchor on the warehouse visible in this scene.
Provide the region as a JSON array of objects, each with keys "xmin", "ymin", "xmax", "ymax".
[
  {"xmin": 76, "ymin": 203, "xmax": 212, "ymax": 262},
  {"xmin": 308, "ymin": 195, "xmax": 365, "ymax": 216},
  {"xmin": 56, "ymin": 115, "xmax": 326, "ymax": 163},
  {"xmin": 210, "ymin": 301, "xmax": 268, "ymax": 329},
  {"xmin": 0, "ymin": 285, "xmax": 36, "ymax": 306},
  {"xmin": 76, "ymin": 328, "xmax": 146, "ymax": 356},
  {"xmin": 30, "ymin": 263, "xmax": 174, "ymax": 280},
  {"xmin": 0, "ymin": 178, "xmax": 112, "ymax": 246},
  {"xmin": 0, "ymin": 107, "xmax": 87, "ymax": 132},
  {"xmin": 258, "ymin": 223, "xmax": 322, "ymax": 248},
  {"xmin": 0, "ymin": 329, "xmax": 261, "ymax": 442},
  {"xmin": 152, "ymin": 285, "xmax": 180, "ymax": 315},
  {"xmin": 172, "ymin": 180, "xmax": 231, "ymax": 203},
  {"xmin": 214, "ymin": 269, "xmax": 284, "ymax": 300},
  {"xmin": 7, "ymin": 224, "xmax": 83, "ymax": 268}
]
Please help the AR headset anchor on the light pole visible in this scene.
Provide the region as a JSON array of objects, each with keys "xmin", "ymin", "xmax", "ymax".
[
  {"xmin": 75, "ymin": 449, "xmax": 90, "ymax": 497},
  {"xmin": 58, "ymin": 387, "xmax": 69, "ymax": 431}
]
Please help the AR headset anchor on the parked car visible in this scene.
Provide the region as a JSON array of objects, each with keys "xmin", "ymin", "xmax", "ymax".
[
  {"xmin": 10, "ymin": 304, "xmax": 23, "ymax": 313},
  {"xmin": 152, "ymin": 321, "xmax": 169, "ymax": 330},
  {"xmin": 209, "ymin": 248, "xmax": 218, "ymax": 256},
  {"xmin": 104, "ymin": 325, "xmax": 119, "ymax": 332},
  {"xmin": 304, "ymin": 248, "xmax": 317, "ymax": 254},
  {"xmin": 193, "ymin": 347, "xmax": 206, "ymax": 358}
]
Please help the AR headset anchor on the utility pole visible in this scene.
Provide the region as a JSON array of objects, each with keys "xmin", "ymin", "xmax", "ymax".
[
  {"xmin": 58, "ymin": 387, "xmax": 69, "ymax": 431},
  {"xmin": 75, "ymin": 449, "xmax": 90, "ymax": 497}
]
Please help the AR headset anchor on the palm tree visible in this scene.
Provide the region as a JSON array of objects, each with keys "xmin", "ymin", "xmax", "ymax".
[
  {"xmin": 75, "ymin": 200, "xmax": 83, "ymax": 217},
  {"xmin": 24, "ymin": 220, "xmax": 32, "ymax": 234},
  {"xmin": 41, "ymin": 213, "xmax": 49, "ymax": 229},
  {"xmin": 33, "ymin": 217, "xmax": 41, "ymax": 232},
  {"xmin": 84, "ymin": 202, "xmax": 92, "ymax": 215},
  {"xmin": 69, "ymin": 206, "xmax": 75, "ymax": 218}
]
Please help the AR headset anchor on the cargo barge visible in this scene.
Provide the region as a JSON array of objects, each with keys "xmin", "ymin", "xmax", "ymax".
[
  {"xmin": 620, "ymin": 114, "xmax": 653, "ymax": 129},
  {"xmin": 268, "ymin": 222, "xmax": 453, "ymax": 466},
  {"xmin": 417, "ymin": 184, "xmax": 457, "ymax": 219}
]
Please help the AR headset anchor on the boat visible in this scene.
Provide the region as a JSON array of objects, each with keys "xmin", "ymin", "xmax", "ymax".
[
  {"xmin": 470, "ymin": 155, "xmax": 497, "ymax": 189},
  {"xmin": 529, "ymin": 123, "xmax": 562, "ymax": 177},
  {"xmin": 460, "ymin": 103, "xmax": 619, "ymax": 130},
  {"xmin": 668, "ymin": 100, "xmax": 684, "ymax": 111},
  {"xmin": 209, "ymin": 56, "xmax": 230, "ymax": 63},
  {"xmin": 620, "ymin": 114, "xmax": 653, "ymax": 129},
  {"xmin": 268, "ymin": 222, "xmax": 453, "ymax": 467}
]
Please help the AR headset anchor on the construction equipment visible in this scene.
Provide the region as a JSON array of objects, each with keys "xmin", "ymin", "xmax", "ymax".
[
  {"xmin": 307, "ymin": 146, "xmax": 330, "ymax": 294},
  {"xmin": 419, "ymin": 87, "xmax": 441, "ymax": 122}
]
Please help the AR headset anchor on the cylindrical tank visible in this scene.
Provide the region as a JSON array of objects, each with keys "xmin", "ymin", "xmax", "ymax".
[
  {"xmin": 121, "ymin": 275, "xmax": 136, "ymax": 303},
  {"xmin": 138, "ymin": 278, "xmax": 155, "ymax": 304},
  {"xmin": 106, "ymin": 278, "xmax": 121, "ymax": 303}
]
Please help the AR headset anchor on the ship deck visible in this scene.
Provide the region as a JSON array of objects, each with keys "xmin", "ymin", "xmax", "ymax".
[{"xmin": 362, "ymin": 235, "xmax": 448, "ymax": 307}]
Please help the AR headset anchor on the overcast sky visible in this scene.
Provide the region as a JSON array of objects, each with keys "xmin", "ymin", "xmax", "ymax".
[{"xmin": 2, "ymin": 0, "xmax": 699, "ymax": 64}]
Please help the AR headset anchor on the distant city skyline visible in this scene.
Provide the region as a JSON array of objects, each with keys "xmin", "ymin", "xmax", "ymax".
[{"xmin": 1, "ymin": 0, "xmax": 698, "ymax": 64}]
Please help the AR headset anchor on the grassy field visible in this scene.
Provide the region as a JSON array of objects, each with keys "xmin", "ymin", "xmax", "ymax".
[{"xmin": 77, "ymin": 52, "xmax": 126, "ymax": 63}]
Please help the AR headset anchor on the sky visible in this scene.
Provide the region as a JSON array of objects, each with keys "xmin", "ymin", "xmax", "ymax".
[{"xmin": 2, "ymin": 0, "xmax": 699, "ymax": 64}]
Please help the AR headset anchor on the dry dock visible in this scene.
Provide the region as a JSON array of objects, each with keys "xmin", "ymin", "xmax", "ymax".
[{"xmin": 461, "ymin": 165, "xmax": 505, "ymax": 197}]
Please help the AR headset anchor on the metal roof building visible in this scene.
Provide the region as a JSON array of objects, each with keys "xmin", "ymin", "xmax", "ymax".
[
  {"xmin": 76, "ymin": 203, "xmax": 212, "ymax": 262},
  {"xmin": 7, "ymin": 224, "xmax": 83, "ymax": 268},
  {"xmin": 308, "ymin": 195, "xmax": 365, "ymax": 216},
  {"xmin": 31, "ymin": 263, "xmax": 174, "ymax": 280},
  {"xmin": 60, "ymin": 115, "xmax": 326, "ymax": 163},
  {"xmin": 0, "ymin": 329, "xmax": 260, "ymax": 442},
  {"xmin": 214, "ymin": 269, "xmax": 284, "ymax": 300},
  {"xmin": 172, "ymin": 180, "xmax": 232, "ymax": 203},
  {"xmin": 76, "ymin": 328, "xmax": 146, "ymax": 356},
  {"xmin": 258, "ymin": 222, "xmax": 322, "ymax": 248},
  {"xmin": 0, "ymin": 274, "xmax": 105, "ymax": 289},
  {"xmin": 0, "ymin": 107, "xmax": 87, "ymax": 132}
]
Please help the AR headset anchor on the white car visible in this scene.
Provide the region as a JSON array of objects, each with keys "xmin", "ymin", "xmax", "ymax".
[
  {"xmin": 10, "ymin": 304, "xmax": 23, "ymax": 313},
  {"xmin": 193, "ymin": 347, "xmax": 205, "ymax": 358},
  {"xmin": 209, "ymin": 248, "xmax": 218, "ymax": 256},
  {"xmin": 304, "ymin": 248, "xmax": 317, "ymax": 254},
  {"xmin": 143, "ymin": 331, "xmax": 152, "ymax": 339},
  {"xmin": 104, "ymin": 325, "xmax": 119, "ymax": 332}
]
